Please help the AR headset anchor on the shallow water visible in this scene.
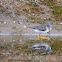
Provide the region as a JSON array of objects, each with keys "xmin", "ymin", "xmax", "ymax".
[
  {"xmin": 0, "ymin": 33, "xmax": 62, "ymax": 36},
  {"xmin": 0, "ymin": 33, "xmax": 62, "ymax": 42}
]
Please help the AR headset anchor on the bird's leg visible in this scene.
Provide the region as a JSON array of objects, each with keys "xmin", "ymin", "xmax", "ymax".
[
  {"xmin": 38, "ymin": 33, "xmax": 41, "ymax": 40},
  {"xmin": 38, "ymin": 36, "xmax": 39, "ymax": 40},
  {"xmin": 40, "ymin": 33, "xmax": 43, "ymax": 40},
  {"xmin": 40, "ymin": 35, "xmax": 42, "ymax": 40}
]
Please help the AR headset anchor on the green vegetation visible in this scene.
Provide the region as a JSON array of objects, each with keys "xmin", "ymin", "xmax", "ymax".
[
  {"xmin": 26, "ymin": 20, "xmax": 29, "ymax": 22},
  {"xmin": 46, "ymin": 1, "xmax": 62, "ymax": 21},
  {"xmin": 30, "ymin": 15, "xmax": 49, "ymax": 24},
  {"xmin": 53, "ymin": 6, "xmax": 62, "ymax": 15},
  {"xmin": 46, "ymin": 1, "xmax": 55, "ymax": 6},
  {"xmin": 34, "ymin": 60, "xmax": 40, "ymax": 62},
  {"xmin": 31, "ymin": 20, "xmax": 35, "ymax": 23},
  {"xmin": 28, "ymin": 1, "xmax": 37, "ymax": 7},
  {"xmin": 30, "ymin": 16, "xmax": 43, "ymax": 24},
  {"xmin": 46, "ymin": 37, "xmax": 62, "ymax": 55},
  {"xmin": 52, "ymin": 6, "xmax": 62, "ymax": 21},
  {"xmin": 12, "ymin": 17, "xmax": 17, "ymax": 20},
  {"xmin": 12, "ymin": 26, "xmax": 17, "ymax": 30}
]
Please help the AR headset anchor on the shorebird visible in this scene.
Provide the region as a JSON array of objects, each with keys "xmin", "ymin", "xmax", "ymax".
[
  {"xmin": 28, "ymin": 43, "xmax": 53, "ymax": 54},
  {"xmin": 29, "ymin": 22, "xmax": 53, "ymax": 40}
]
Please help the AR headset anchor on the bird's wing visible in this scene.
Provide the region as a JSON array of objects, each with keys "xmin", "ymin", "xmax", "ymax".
[{"xmin": 33, "ymin": 25, "xmax": 47, "ymax": 31}]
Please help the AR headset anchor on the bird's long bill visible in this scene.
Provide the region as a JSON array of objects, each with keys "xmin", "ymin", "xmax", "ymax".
[{"xmin": 28, "ymin": 47, "xmax": 34, "ymax": 49}]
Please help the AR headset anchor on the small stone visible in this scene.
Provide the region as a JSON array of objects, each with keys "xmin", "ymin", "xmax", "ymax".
[
  {"xmin": 60, "ymin": 23, "xmax": 62, "ymax": 24},
  {"xmin": 13, "ymin": 21, "xmax": 16, "ymax": 23},
  {"xmin": 51, "ymin": 6, "xmax": 53, "ymax": 8},
  {"xmin": 20, "ymin": 9, "xmax": 23, "ymax": 11},
  {"xmin": 19, "ymin": 40, "xmax": 22, "ymax": 41},
  {"xmin": 35, "ymin": 0, "xmax": 38, "ymax": 3},
  {"xmin": 58, "ymin": 2, "xmax": 61, "ymax": 5},
  {"xmin": 13, "ymin": 40, "xmax": 15, "ymax": 41},
  {"xmin": 32, "ymin": 14, "xmax": 35, "ymax": 15},
  {"xmin": 24, "ymin": 26, "xmax": 26, "ymax": 28},
  {"xmin": 19, "ymin": 22, "xmax": 22, "ymax": 24},
  {"xmin": 17, "ymin": 21, "xmax": 22, "ymax": 24},
  {"xmin": 4, "ymin": 22, "xmax": 6, "ymax": 24},
  {"xmin": 44, "ymin": 17, "xmax": 47, "ymax": 20}
]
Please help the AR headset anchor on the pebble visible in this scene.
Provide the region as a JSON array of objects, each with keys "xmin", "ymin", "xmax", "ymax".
[
  {"xmin": 19, "ymin": 40, "xmax": 22, "ymax": 41},
  {"xmin": 13, "ymin": 40, "xmax": 15, "ymax": 41},
  {"xmin": 13, "ymin": 21, "xmax": 16, "ymax": 23},
  {"xmin": 4, "ymin": 22, "xmax": 6, "ymax": 24},
  {"xmin": 24, "ymin": 26, "xmax": 26, "ymax": 28},
  {"xmin": 19, "ymin": 22, "xmax": 22, "ymax": 24},
  {"xmin": 32, "ymin": 14, "xmax": 35, "ymax": 15},
  {"xmin": 44, "ymin": 17, "xmax": 47, "ymax": 20},
  {"xmin": 17, "ymin": 21, "xmax": 22, "ymax": 24},
  {"xmin": 60, "ymin": 23, "xmax": 62, "ymax": 24},
  {"xmin": 58, "ymin": 2, "xmax": 61, "ymax": 5},
  {"xmin": 51, "ymin": 6, "xmax": 53, "ymax": 8}
]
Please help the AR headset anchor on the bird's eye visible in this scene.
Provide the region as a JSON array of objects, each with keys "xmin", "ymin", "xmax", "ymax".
[
  {"xmin": 33, "ymin": 28, "xmax": 35, "ymax": 29},
  {"xmin": 33, "ymin": 47, "xmax": 35, "ymax": 48}
]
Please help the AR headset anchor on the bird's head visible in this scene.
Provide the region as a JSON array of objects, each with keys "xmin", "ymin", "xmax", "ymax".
[
  {"xmin": 48, "ymin": 22, "xmax": 53, "ymax": 27},
  {"xmin": 47, "ymin": 22, "xmax": 53, "ymax": 30},
  {"xmin": 47, "ymin": 50, "xmax": 53, "ymax": 54}
]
